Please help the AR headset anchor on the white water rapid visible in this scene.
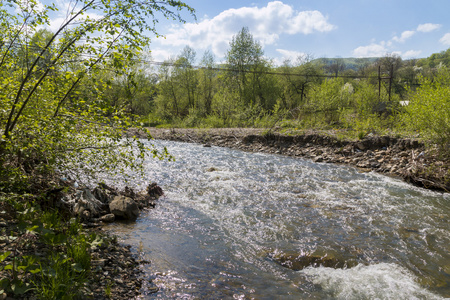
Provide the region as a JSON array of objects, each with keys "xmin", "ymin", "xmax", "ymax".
[{"xmin": 105, "ymin": 140, "xmax": 449, "ymax": 299}]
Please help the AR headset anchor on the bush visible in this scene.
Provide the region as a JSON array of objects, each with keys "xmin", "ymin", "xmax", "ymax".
[
  {"xmin": 402, "ymin": 67, "xmax": 450, "ymax": 155},
  {"xmin": 198, "ymin": 114, "xmax": 226, "ymax": 128}
]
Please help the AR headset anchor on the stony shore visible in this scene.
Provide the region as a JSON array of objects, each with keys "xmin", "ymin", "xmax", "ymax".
[
  {"xmin": 0, "ymin": 183, "xmax": 163, "ymax": 300},
  {"xmin": 145, "ymin": 127, "xmax": 449, "ymax": 193}
]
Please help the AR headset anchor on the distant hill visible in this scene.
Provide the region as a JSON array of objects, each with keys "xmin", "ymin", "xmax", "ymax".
[
  {"xmin": 417, "ymin": 48, "xmax": 450, "ymax": 67},
  {"xmin": 314, "ymin": 48, "xmax": 450, "ymax": 71},
  {"xmin": 312, "ymin": 57, "xmax": 380, "ymax": 71}
]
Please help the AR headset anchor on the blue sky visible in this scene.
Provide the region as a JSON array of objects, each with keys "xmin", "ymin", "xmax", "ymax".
[
  {"xmin": 148, "ymin": 0, "xmax": 450, "ymax": 64},
  {"xmin": 36, "ymin": 0, "xmax": 450, "ymax": 65}
]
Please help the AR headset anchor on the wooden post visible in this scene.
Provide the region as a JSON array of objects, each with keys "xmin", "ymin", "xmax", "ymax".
[{"xmin": 378, "ymin": 66, "xmax": 381, "ymax": 101}]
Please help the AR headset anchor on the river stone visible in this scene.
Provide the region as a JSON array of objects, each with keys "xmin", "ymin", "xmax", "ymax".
[
  {"xmin": 356, "ymin": 141, "xmax": 367, "ymax": 151},
  {"xmin": 109, "ymin": 196, "xmax": 140, "ymax": 220},
  {"xmin": 100, "ymin": 213, "xmax": 115, "ymax": 223},
  {"xmin": 270, "ymin": 251, "xmax": 357, "ymax": 271},
  {"xmin": 147, "ymin": 182, "xmax": 164, "ymax": 198}
]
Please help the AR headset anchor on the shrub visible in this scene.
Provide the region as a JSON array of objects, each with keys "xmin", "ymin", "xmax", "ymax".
[{"xmin": 402, "ymin": 67, "xmax": 450, "ymax": 155}]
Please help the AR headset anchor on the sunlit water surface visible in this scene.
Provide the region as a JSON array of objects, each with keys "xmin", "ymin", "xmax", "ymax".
[{"xmin": 104, "ymin": 140, "xmax": 449, "ymax": 299}]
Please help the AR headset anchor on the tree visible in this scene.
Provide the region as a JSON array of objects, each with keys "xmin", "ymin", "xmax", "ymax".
[
  {"xmin": 327, "ymin": 58, "xmax": 345, "ymax": 77},
  {"xmin": 198, "ymin": 50, "xmax": 217, "ymax": 115},
  {"xmin": 225, "ymin": 27, "xmax": 265, "ymax": 106},
  {"xmin": 102, "ymin": 55, "xmax": 158, "ymax": 117},
  {"xmin": 0, "ymin": 0, "xmax": 194, "ymax": 190},
  {"xmin": 419, "ymin": 48, "xmax": 450, "ymax": 68},
  {"xmin": 155, "ymin": 57, "xmax": 183, "ymax": 119},
  {"xmin": 378, "ymin": 53, "xmax": 403, "ymax": 74},
  {"xmin": 402, "ymin": 66, "xmax": 450, "ymax": 155},
  {"xmin": 279, "ymin": 54, "xmax": 322, "ymax": 110},
  {"xmin": 377, "ymin": 53, "xmax": 403, "ymax": 97},
  {"xmin": 176, "ymin": 46, "xmax": 198, "ymax": 111}
]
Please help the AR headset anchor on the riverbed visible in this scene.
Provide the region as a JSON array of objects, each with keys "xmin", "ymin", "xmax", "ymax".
[{"xmin": 105, "ymin": 139, "xmax": 449, "ymax": 299}]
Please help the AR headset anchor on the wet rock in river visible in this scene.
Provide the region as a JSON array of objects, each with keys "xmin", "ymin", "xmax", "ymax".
[
  {"xmin": 147, "ymin": 182, "xmax": 164, "ymax": 198},
  {"xmin": 270, "ymin": 251, "xmax": 358, "ymax": 271},
  {"xmin": 109, "ymin": 195, "xmax": 140, "ymax": 220}
]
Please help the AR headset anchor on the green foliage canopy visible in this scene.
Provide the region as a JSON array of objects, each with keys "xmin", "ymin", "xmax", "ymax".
[
  {"xmin": 0, "ymin": 0, "xmax": 194, "ymax": 190},
  {"xmin": 402, "ymin": 66, "xmax": 450, "ymax": 155}
]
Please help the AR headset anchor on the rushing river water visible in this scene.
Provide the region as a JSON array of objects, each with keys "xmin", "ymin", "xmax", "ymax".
[{"xmin": 105, "ymin": 139, "xmax": 450, "ymax": 299}]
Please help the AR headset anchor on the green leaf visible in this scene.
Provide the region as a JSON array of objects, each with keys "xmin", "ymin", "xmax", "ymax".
[
  {"xmin": 0, "ymin": 251, "xmax": 11, "ymax": 262},
  {"xmin": 0, "ymin": 278, "xmax": 10, "ymax": 291},
  {"xmin": 89, "ymin": 235, "xmax": 104, "ymax": 249},
  {"xmin": 11, "ymin": 279, "xmax": 34, "ymax": 295},
  {"xmin": 27, "ymin": 265, "xmax": 41, "ymax": 274},
  {"xmin": 72, "ymin": 263, "xmax": 85, "ymax": 273},
  {"xmin": 26, "ymin": 225, "xmax": 40, "ymax": 233}
]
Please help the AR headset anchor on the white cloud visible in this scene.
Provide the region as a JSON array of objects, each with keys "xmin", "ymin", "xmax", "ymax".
[
  {"xmin": 392, "ymin": 30, "xmax": 415, "ymax": 43},
  {"xmin": 275, "ymin": 49, "xmax": 307, "ymax": 65},
  {"xmin": 440, "ymin": 33, "xmax": 450, "ymax": 45},
  {"xmin": 354, "ymin": 22, "xmax": 443, "ymax": 59},
  {"xmin": 417, "ymin": 23, "xmax": 441, "ymax": 33},
  {"xmin": 402, "ymin": 50, "xmax": 422, "ymax": 58},
  {"xmin": 47, "ymin": 11, "xmax": 103, "ymax": 33},
  {"xmin": 352, "ymin": 43, "xmax": 388, "ymax": 57},
  {"xmin": 149, "ymin": 48, "xmax": 178, "ymax": 63},
  {"xmin": 48, "ymin": 17, "xmax": 66, "ymax": 32},
  {"xmin": 284, "ymin": 9, "xmax": 336, "ymax": 35},
  {"xmin": 353, "ymin": 42, "xmax": 423, "ymax": 59},
  {"xmin": 159, "ymin": 1, "xmax": 336, "ymax": 59}
]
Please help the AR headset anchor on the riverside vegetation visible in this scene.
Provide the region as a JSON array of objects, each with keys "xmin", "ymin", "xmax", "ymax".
[
  {"xmin": 142, "ymin": 30, "xmax": 449, "ymax": 191},
  {"xmin": 0, "ymin": 0, "xmax": 193, "ymax": 299},
  {"xmin": 145, "ymin": 27, "xmax": 450, "ymax": 162},
  {"xmin": 0, "ymin": 0, "xmax": 449, "ymax": 299}
]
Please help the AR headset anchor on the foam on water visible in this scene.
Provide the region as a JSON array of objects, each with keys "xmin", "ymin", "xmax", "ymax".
[{"xmin": 301, "ymin": 263, "xmax": 444, "ymax": 300}]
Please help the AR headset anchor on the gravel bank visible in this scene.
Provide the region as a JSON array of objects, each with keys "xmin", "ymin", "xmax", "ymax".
[{"xmin": 145, "ymin": 128, "xmax": 449, "ymax": 193}]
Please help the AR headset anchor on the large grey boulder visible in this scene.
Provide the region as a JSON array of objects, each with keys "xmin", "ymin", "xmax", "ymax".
[{"xmin": 109, "ymin": 195, "xmax": 140, "ymax": 220}]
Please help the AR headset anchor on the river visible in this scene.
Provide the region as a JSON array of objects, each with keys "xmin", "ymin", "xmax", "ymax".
[{"xmin": 105, "ymin": 139, "xmax": 449, "ymax": 299}]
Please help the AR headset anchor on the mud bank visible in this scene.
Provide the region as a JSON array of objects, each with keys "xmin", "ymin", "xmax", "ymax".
[{"xmin": 145, "ymin": 128, "xmax": 449, "ymax": 193}]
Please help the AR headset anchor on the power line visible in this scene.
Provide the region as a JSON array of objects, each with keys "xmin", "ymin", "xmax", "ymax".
[
  {"xmin": 138, "ymin": 59, "xmax": 386, "ymax": 80},
  {"xmin": 2, "ymin": 42, "xmax": 390, "ymax": 79}
]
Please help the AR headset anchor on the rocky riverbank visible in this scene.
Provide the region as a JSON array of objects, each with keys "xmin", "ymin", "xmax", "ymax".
[
  {"xmin": 144, "ymin": 128, "xmax": 449, "ymax": 193},
  {"xmin": 0, "ymin": 182, "xmax": 164, "ymax": 300}
]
